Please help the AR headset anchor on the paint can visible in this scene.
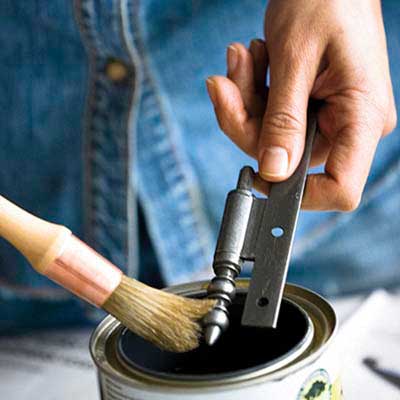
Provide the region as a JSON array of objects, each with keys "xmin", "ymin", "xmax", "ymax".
[{"xmin": 90, "ymin": 279, "xmax": 342, "ymax": 399}]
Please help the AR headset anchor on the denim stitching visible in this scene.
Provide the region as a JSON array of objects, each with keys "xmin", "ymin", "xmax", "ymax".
[
  {"xmin": 74, "ymin": 0, "xmax": 140, "ymax": 279},
  {"xmin": 120, "ymin": 0, "xmax": 143, "ymax": 277},
  {"xmin": 126, "ymin": 12, "xmax": 213, "ymax": 282}
]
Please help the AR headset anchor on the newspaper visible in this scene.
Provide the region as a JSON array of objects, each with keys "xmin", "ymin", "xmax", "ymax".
[
  {"xmin": 0, "ymin": 291, "xmax": 399, "ymax": 400},
  {"xmin": 337, "ymin": 290, "xmax": 400, "ymax": 399}
]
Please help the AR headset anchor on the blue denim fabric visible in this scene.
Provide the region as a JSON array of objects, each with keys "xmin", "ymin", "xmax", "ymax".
[{"xmin": 0, "ymin": 0, "xmax": 399, "ymax": 331}]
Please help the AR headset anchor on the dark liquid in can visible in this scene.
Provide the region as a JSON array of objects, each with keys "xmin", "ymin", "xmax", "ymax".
[{"xmin": 117, "ymin": 294, "xmax": 310, "ymax": 381}]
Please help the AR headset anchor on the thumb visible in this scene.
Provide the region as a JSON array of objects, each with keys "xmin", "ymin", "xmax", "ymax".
[{"xmin": 258, "ymin": 62, "xmax": 312, "ymax": 181}]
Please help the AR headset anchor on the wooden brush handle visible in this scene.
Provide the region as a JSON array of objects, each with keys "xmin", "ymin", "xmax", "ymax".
[
  {"xmin": 0, "ymin": 195, "xmax": 71, "ymax": 273},
  {"xmin": 0, "ymin": 195, "xmax": 122, "ymax": 306}
]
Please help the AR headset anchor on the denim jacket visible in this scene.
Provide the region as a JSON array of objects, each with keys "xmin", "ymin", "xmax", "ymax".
[{"xmin": 0, "ymin": 0, "xmax": 399, "ymax": 331}]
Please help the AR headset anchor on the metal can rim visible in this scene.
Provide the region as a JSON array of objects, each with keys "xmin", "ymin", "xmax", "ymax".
[
  {"xmin": 116, "ymin": 296, "xmax": 314, "ymax": 382},
  {"xmin": 90, "ymin": 279, "xmax": 337, "ymax": 391}
]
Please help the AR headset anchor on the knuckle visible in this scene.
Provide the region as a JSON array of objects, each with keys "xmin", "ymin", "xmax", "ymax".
[
  {"xmin": 344, "ymin": 89, "xmax": 391, "ymax": 137},
  {"xmin": 279, "ymin": 40, "xmax": 299, "ymax": 63},
  {"xmin": 269, "ymin": 25, "xmax": 318, "ymax": 68},
  {"xmin": 272, "ymin": 41, "xmax": 305, "ymax": 74},
  {"xmin": 265, "ymin": 110, "xmax": 303, "ymax": 134},
  {"xmin": 334, "ymin": 184, "xmax": 361, "ymax": 212},
  {"xmin": 344, "ymin": 78, "xmax": 396, "ymax": 133}
]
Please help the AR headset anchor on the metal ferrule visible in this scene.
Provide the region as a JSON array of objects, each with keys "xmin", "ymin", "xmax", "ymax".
[{"xmin": 45, "ymin": 235, "xmax": 123, "ymax": 307}]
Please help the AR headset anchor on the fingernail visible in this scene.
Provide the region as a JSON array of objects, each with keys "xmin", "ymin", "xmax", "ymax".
[
  {"xmin": 227, "ymin": 45, "xmax": 238, "ymax": 73},
  {"xmin": 260, "ymin": 146, "xmax": 289, "ymax": 178},
  {"xmin": 206, "ymin": 78, "xmax": 217, "ymax": 104}
]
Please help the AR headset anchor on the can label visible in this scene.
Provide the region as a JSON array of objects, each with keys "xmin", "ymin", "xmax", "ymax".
[
  {"xmin": 99, "ymin": 369, "xmax": 342, "ymax": 400},
  {"xmin": 297, "ymin": 369, "xmax": 342, "ymax": 400}
]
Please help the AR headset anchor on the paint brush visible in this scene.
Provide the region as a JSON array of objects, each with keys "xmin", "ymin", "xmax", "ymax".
[{"xmin": 0, "ymin": 195, "xmax": 215, "ymax": 352}]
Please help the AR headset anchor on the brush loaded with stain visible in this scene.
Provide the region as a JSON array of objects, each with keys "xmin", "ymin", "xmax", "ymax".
[{"xmin": 103, "ymin": 276, "xmax": 216, "ymax": 352}]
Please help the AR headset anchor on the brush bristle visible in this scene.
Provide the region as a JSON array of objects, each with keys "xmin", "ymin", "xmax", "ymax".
[{"xmin": 102, "ymin": 276, "xmax": 216, "ymax": 353}]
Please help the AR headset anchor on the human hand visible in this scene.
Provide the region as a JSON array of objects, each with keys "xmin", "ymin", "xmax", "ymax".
[{"xmin": 206, "ymin": 0, "xmax": 396, "ymax": 210}]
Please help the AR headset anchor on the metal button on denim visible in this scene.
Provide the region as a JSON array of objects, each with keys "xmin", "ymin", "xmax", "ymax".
[{"xmin": 105, "ymin": 59, "xmax": 129, "ymax": 82}]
